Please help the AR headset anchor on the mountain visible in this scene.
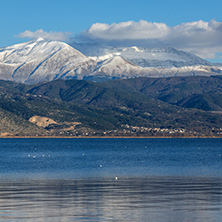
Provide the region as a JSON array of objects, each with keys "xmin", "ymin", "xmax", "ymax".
[
  {"xmin": 0, "ymin": 38, "xmax": 96, "ymax": 84},
  {"xmin": 103, "ymin": 75, "xmax": 222, "ymax": 111},
  {"xmin": 0, "ymin": 38, "xmax": 222, "ymax": 84},
  {"xmin": 84, "ymin": 56, "xmax": 146, "ymax": 81},
  {"xmin": 71, "ymin": 42, "xmax": 212, "ymax": 68}
]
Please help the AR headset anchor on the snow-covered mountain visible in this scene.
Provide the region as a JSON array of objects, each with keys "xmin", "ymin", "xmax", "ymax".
[
  {"xmin": 0, "ymin": 38, "xmax": 221, "ymax": 84},
  {"xmin": 71, "ymin": 42, "xmax": 211, "ymax": 68},
  {"xmin": 0, "ymin": 38, "xmax": 96, "ymax": 83},
  {"xmin": 85, "ymin": 56, "xmax": 145, "ymax": 81}
]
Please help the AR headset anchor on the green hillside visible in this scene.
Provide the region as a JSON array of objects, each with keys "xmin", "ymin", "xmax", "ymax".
[
  {"xmin": 1, "ymin": 77, "xmax": 222, "ymax": 137},
  {"xmin": 104, "ymin": 76, "xmax": 222, "ymax": 111}
]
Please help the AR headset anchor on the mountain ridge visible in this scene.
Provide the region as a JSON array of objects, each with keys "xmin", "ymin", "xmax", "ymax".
[
  {"xmin": 71, "ymin": 42, "xmax": 212, "ymax": 68},
  {"xmin": 0, "ymin": 38, "xmax": 222, "ymax": 84}
]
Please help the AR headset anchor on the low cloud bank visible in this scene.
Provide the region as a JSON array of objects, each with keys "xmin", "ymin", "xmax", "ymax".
[
  {"xmin": 17, "ymin": 20, "xmax": 222, "ymax": 60},
  {"xmin": 18, "ymin": 29, "xmax": 71, "ymax": 42},
  {"xmin": 77, "ymin": 20, "xmax": 222, "ymax": 59}
]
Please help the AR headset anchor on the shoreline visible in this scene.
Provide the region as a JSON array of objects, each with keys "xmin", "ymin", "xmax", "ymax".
[{"xmin": 1, "ymin": 135, "xmax": 222, "ymax": 139}]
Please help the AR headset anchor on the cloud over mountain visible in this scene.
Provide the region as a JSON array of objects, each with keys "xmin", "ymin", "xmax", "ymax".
[
  {"xmin": 18, "ymin": 29, "xmax": 71, "ymax": 42},
  {"xmin": 77, "ymin": 20, "xmax": 222, "ymax": 59},
  {"xmin": 16, "ymin": 20, "xmax": 222, "ymax": 60}
]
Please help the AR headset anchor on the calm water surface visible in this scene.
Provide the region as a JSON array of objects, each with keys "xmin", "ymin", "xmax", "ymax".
[{"xmin": 0, "ymin": 138, "xmax": 222, "ymax": 221}]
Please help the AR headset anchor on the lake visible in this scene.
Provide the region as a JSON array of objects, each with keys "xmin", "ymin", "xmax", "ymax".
[{"xmin": 0, "ymin": 138, "xmax": 222, "ymax": 221}]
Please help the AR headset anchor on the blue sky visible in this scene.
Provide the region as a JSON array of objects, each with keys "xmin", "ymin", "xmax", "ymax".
[{"xmin": 1, "ymin": 0, "xmax": 222, "ymax": 62}]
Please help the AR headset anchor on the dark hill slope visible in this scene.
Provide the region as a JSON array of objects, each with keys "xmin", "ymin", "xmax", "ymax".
[
  {"xmin": 1, "ymin": 78, "xmax": 222, "ymax": 136},
  {"xmin": 103, "ymin": 76, "xmax": 222, "ymax": 111},
  {"xmin": 14, "ymin": 79, "xmax": 222, "ymax": 131}
]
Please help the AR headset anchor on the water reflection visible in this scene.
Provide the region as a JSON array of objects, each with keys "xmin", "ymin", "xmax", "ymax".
[{"xmin": 0, "ymin": 176, "xmax": 222, "ymax": 222}]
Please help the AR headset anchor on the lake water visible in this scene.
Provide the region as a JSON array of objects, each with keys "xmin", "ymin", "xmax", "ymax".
[{"xmin": 0, "ymin": 138, "xmax": 222, "ymax": 221}]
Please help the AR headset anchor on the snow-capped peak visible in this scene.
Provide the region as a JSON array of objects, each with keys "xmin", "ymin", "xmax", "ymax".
[
  {"xmin": 0, "ymin": 38, "xmax": 88, "ymax": 65},
  {"xmin": 0, "ymin": 38, "xmax": 96, "ymax": 83},
  {"xmin": 35, "ymin": 37, "xmax": 45, "ymax": 42}
]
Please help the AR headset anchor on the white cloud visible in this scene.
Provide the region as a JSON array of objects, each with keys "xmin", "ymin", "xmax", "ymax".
[
  {"xmin": 77, "ymin": 20, "xmax": 222, "ymax": 59},
  {"xmin": 85, "ymin": 20, "xmax": 170, "ymax": 40},
  {"xmin": 17, "ymin": 29, "xmax": 71, "ymax": 42}
]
